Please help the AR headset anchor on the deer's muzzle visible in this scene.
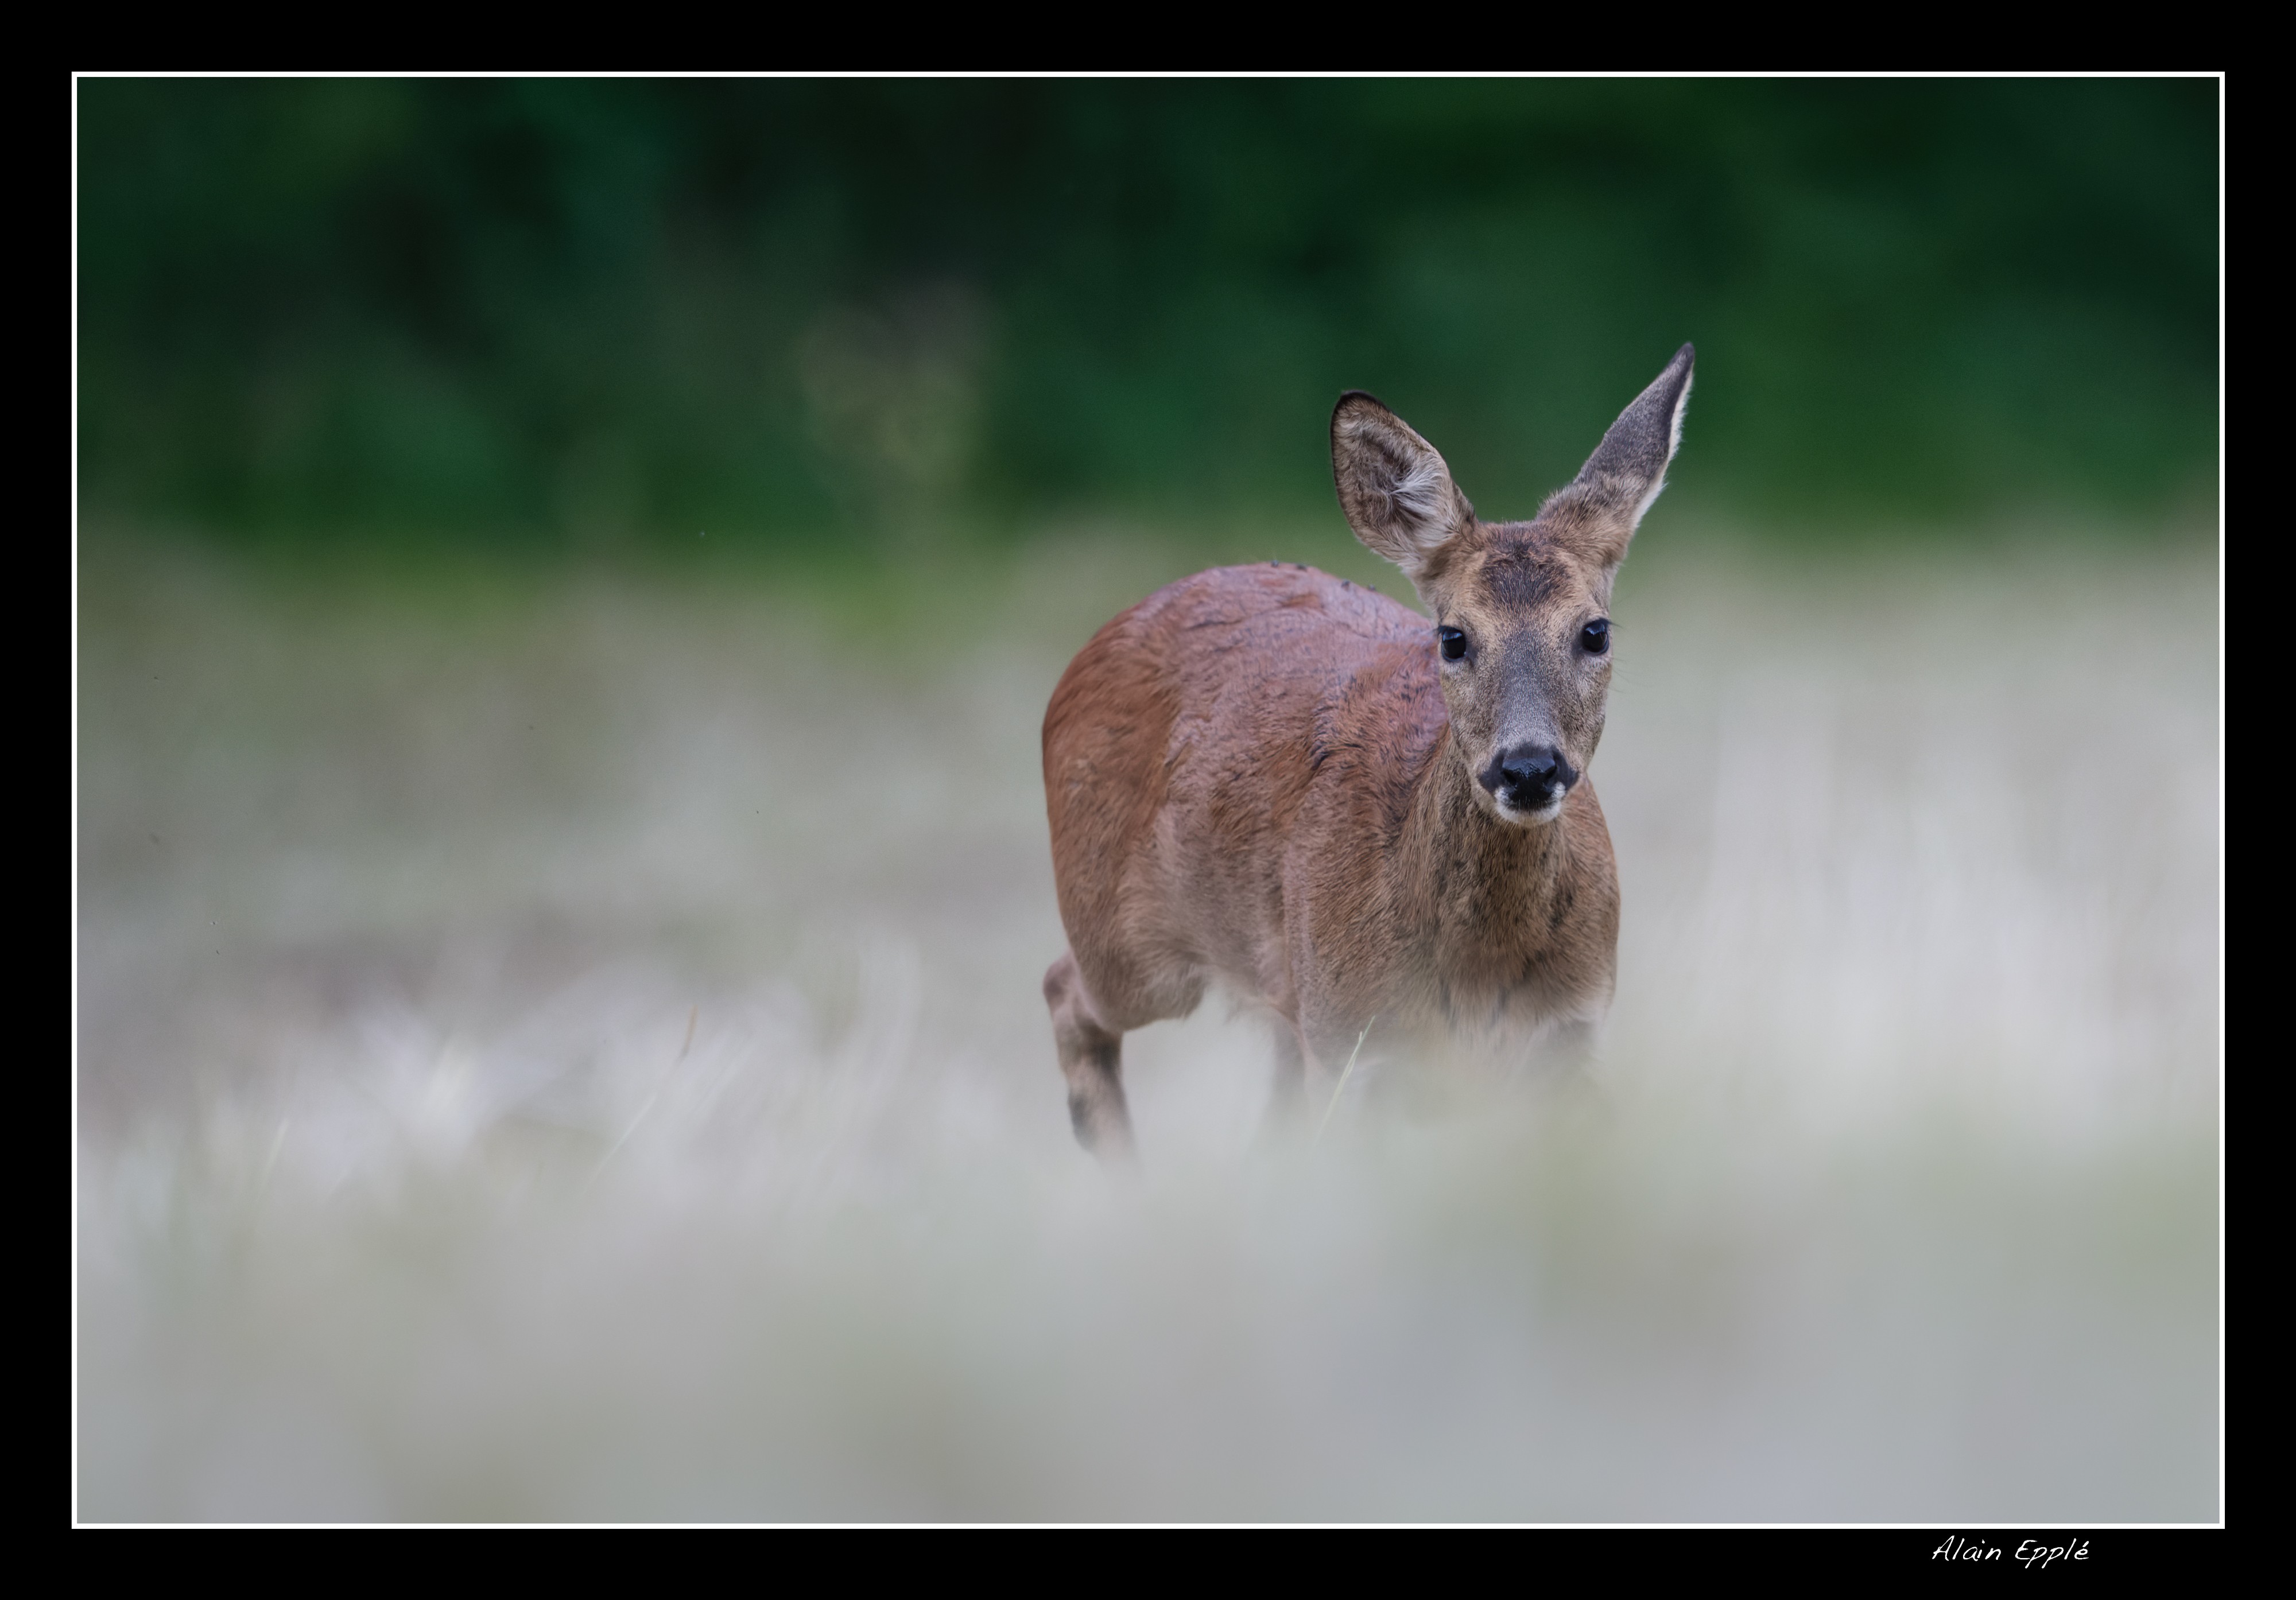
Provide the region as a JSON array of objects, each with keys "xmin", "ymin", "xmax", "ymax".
[{"xmin": 1479, "ymin": 743, "xmax": 1578, "ymax": 818}]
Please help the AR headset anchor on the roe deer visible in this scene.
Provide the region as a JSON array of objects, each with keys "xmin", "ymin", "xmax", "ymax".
[{"xmin": 1041, "ymin": 345, "xmax": 1694, "ymax": 1159}]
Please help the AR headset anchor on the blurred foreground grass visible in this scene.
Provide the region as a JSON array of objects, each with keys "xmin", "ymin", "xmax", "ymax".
[{"xmin": 76, "ymin": 523, "xmax": 2219, "ymax": 1520}]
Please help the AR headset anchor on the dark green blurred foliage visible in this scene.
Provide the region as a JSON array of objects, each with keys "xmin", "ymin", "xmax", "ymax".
[{"xmin": 79, "ymin": 79, "xmax": 2217, "ymax": 550}]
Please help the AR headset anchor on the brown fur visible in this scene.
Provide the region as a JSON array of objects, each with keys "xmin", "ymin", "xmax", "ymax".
[{"xmin": 1042, "ymin": 347, "xmax": 1694, "ymax": 1157}]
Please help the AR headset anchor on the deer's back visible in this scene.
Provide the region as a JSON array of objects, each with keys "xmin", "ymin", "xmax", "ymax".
[{"xmin": 1043, "ymin": 562, "xmax": 1442, "ymax": 1031}]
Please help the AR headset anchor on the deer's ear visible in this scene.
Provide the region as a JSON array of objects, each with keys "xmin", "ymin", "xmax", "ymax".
[
  {"xmin": 1332, "ymin": 393, "xmax": 1473, "ymax": 585},
  {"xmin": 1555, "ymin": 343, "xmax": 1694, "ymax": 568}
]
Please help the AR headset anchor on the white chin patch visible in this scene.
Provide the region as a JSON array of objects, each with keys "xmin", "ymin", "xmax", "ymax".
[{"xmin": 1494, "ymin": 794, "xmax": 1565, "ymax": 825}]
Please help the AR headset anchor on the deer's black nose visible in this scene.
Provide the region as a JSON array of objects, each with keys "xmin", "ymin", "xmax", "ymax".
[{"xmin": 1481, "ymin": 744, "xmax": 1577, "ymax": 810}]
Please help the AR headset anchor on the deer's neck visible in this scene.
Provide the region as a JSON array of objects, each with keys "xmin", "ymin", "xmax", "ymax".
[{"xmin": 1395, "ymin": 725, "xmax": 1573, "ymax": 979}]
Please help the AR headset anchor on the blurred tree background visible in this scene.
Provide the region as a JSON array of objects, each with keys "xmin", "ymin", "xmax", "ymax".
[{"xmin": 77, "ymin": 78, "xmax": 2217, "ymax": 555}]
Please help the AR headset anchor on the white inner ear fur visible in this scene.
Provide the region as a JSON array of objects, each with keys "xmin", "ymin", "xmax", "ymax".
[
  {"xmin": 1384, "ymin": 454, "xmax": 1450, "ymax": 542},
  {"xmin": 1628, "ymin": 370, "xmax": 1693, "ymax": 529}
]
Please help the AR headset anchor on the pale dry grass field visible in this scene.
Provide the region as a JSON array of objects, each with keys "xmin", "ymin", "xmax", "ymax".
[{"xmin": 75, "ymin": 526, "xmax": 2220, "ymax": 1521}]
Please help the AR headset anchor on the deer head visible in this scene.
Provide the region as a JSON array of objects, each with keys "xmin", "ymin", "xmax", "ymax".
[{"xmin": 1331, "ymin": 344, "xmax": 1694, "ymax": 825}]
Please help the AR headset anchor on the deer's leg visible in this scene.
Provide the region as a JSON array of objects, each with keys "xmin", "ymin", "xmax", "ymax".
[
  {"xmin": 1540, "ymin": 1018, "xmax": 1600, "ymax": 1080},
  {"xmin": 1258, "ymin": 1021, "xmax": 1309, "ymax": 1140},
  {"xmin": 1044, "ymin": 949, "xmax": 1136, "ymax": 1160},
  {"xmin": 1520, "ymin": 1016, "xmax": 1613, "ymax": 1129}
]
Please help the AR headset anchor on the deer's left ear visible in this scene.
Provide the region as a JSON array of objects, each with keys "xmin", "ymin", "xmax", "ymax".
[{"xmin": 1554, "ymin": 344, "xmax": 1694, "ymax": 569}]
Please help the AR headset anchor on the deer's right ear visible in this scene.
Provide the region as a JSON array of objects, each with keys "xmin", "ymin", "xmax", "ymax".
[{"xmin": 1332, "ymin": 393, "xmax": 1472, "ymax": 584}]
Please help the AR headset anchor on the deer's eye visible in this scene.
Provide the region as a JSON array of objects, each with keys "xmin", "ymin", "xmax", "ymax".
[
  {"xmin": 1579, "ymin": 619, "xmax": 1611, "ymax": 655},
  {"xmin": 1438, "ymin": 626, "xmax": 1468, "ymax": 661}
]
